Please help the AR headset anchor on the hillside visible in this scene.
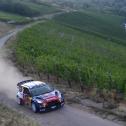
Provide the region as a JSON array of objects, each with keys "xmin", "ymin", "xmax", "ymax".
[
  {"xmin": 0, "ymin": 11, "xmax": 31, "ymax": 23},
  {"xmin": 0, "ymin": 0, "xmax": 60, "ymax": 23},
  {"xmin": 14, "ymin": 20, "xmax": 126, "ymax": 96},
  {"xmin": 0, "ymin": 0, "xmax": 59, "ymax": 17},
  {"xmin": 41, "ymin": 0, "xmax": 126, "ymax": 16},
  {"xmin": 55, "ymin": 11, "xmax": 126, "ymax": 45}
]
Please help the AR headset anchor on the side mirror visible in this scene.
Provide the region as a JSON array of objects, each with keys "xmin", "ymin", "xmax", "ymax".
[
  {"xmin": 19, "ymin": 86, "xmax": 22, "ymax": 92},
  {"xmin": 55, "ymin": 91, "xmax": 58, "ymax": 96}
]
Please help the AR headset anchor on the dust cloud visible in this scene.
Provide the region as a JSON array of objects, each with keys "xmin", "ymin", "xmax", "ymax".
[{"xmin": 0, "ymin": 50, "xmax": 27, "ymax": 99}]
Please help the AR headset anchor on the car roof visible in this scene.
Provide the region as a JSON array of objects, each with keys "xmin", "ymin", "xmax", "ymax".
[{"xmin": 22, "ymin": 81, "xmax": 46, "ymax": 89}]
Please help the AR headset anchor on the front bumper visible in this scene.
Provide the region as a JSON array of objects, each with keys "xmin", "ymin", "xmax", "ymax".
[{"xmin": 38, "ymin": 101, "xmax": 65, "ymax": 112}]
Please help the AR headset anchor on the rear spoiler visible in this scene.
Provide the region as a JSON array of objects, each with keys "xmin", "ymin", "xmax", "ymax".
[{"xmin": 17, "ymin": 80, "xmax": 34, "ymax": 87}]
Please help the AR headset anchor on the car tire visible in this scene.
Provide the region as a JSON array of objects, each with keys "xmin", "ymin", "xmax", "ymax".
[
  {"xmin": 32, "ymin": 102, "xmax": 38, "ymax": 113},
  {"xmin": 17, "ymin": 96, "xmax": 23, "ymax": 105}
]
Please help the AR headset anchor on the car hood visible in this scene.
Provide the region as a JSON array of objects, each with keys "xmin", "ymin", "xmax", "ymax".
[{"xmin": 33, "ymin": 90, "xmax": 59, "ymax": 102}]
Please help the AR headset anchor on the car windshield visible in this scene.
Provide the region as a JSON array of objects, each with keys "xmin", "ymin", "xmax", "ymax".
[{"xmin": 30, "ymin": 84, "xmax": 54, "ymax": 97}]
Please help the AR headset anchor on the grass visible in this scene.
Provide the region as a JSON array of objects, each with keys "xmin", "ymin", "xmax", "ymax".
[
  {"xmin": 0, "ymin": 11, "xmax": 31, "ymax": 23},
  {"xmin": 0, "ymin": 0, "xmax": 60, "ymax": 24},
  {"xmin": 19, "ymin": 0, "xmax": 59, "ymax": 15},
  {"xmin": 0, "ymin": 104, "xmax": 39, "ymax": 126},
  {"xmin": 54, "ymin": 11, "xmax": 126, "ymax": 45},
  {"xmin": 14, "ymin": 20, "xmax": 126, "ymax": 94},
  {"xmin": 0, "ymin": 0, "xmax": 60, "ymax": 17}
]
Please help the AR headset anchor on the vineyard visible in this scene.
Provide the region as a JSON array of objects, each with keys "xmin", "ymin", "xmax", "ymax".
[
  {"xmin": 0, "ymin": 11, "xmax": 31, "ymax": 23},
  {"xmin": 14, "ymin": 19, "xmax": 126, "ymax": 97},
  {"xmin": 0, "ymin": 0, "xmax": 60, "ymax": 24},
  {"xmin": 55, "ymin": 11, "xmax": 126, "ymax": 46}
]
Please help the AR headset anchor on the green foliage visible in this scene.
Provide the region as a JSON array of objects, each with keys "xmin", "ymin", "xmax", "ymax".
[
  {"xmin": 55, "ymin": 11, "xmax": 126, "ymax": 45},
  {"xmin": 15, "ymin": 20, "xmax": 126, "ymax": 94},
  {"xmin": 46, "ymin": 0, "xmax": 126, "ymax": 16},
  {"xmin": 0, "ymin": 0, "xmax": 59, "ymax": 17},
  {"xmin": 0, "ymin": 11, "xmax": 31, "ymax": 23}
]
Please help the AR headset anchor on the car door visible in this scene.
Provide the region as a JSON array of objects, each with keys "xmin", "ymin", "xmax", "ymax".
[{"xmin": 23, "ymin": 87, "xmax": 32, "ymax": 105}]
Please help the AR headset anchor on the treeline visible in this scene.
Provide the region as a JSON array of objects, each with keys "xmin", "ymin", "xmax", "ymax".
[
  {"xmin": 0, "ymin": 0, "xmax": 40, "ymax": 17},
  {"xmin": 88, "ymin": 0, "xmax": 126, "ymax": 16},
  {"xmin": 111, "ymin": 0, "xmax": 126, "ymax": 16},
  {"xmin": 48, "ymin": 0, "xmax": 126, "ymax": 16}
]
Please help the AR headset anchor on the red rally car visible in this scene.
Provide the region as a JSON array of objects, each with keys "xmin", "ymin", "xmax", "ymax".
[{"xmin": 16, "ymin": 80, "xmax": 65, "ymax": 113}]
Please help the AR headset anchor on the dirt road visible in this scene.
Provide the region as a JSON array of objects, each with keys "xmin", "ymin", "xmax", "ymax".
[
  {"xmin": 0, "ymin": 95, "xmax": 121, "ymax": 126},
  {"xmin": 0, "ymin": 25, "xmax": 123, "ymax": 126}
]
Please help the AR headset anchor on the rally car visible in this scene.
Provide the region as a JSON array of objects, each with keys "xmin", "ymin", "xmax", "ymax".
[{"xmin": 16, "ymin": 80, "xmax": 64, "ymax": 113}]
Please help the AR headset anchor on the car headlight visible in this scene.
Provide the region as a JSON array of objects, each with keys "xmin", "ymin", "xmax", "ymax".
[
  {"xmin": 37, "ymin": 100, "xmax": 43, "ymax": 104},
  {"xmin": 37, "ymin": 100, "xmax": 47, "ymax": 107},
  {"xmin": 43, "ymin": 102, "xmax": 47, "ymax": 107}
]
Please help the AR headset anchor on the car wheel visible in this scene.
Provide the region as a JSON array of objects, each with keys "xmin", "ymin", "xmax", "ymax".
[
  {"xmin": 32, "ymin": 102, "xmax": 38, "ymax": 113},
  {"xmin": 17, "ymin": 96, "xmax": 23, "ymax": 105}
]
